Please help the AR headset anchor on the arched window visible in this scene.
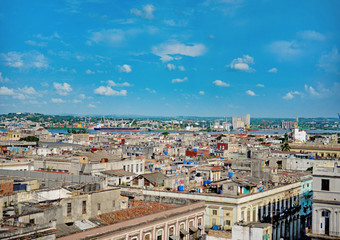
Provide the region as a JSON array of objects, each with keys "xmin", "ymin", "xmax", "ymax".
[
  {"xmin": 144, "ymin": 233, "xmax": 151, "ymax": 240},
  {"xmin": 169, "ymin": 226, "xmax": 175, "ymax": 236},
  {"xmin": 156, "ymin": 229, "xmax": 163, "ymax": 240}
]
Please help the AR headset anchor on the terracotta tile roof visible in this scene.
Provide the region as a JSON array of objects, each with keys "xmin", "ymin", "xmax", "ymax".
[{"xmin": 98, "ymin": 200, "xmax": 174, "ymax": 224}]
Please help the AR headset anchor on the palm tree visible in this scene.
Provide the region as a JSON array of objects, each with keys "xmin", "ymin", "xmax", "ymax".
[{"xmin": 281, "ymin": 142, "xmax": 291, "ymax": 151}]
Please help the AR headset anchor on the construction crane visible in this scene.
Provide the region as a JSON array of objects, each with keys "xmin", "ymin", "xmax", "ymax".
[{"xmin": 262, "ymin": 119, "xmax": 267, "ymax": 129}]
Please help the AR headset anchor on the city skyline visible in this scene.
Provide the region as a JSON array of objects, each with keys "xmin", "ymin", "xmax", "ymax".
[{"xmin": 0, "ymin": 0, "xmax": 339, "ymax": 117}]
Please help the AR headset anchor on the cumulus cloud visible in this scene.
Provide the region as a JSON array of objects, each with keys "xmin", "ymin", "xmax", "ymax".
[
  {"xmin": 94, "ymin": 86, "xmax": 127, "ymax": 96},
  {"xmin": 130, "ymin": 4, "xmax": 155, "ymax": 19},
  {"xmin": 152, "ymin": 41, "xmax": 206, "ymax": 62},
  {"xmin": 167, "ymin": 63, "xmax": 176, "ymax": 71},
  {"xmin": 213, "ymin": 80, "xmax": 230, "ymax": 87},
  {"xmin": 86, "ymin": 69, "xmax": 95, "ymax": 74},
  {"xmin": 283, "ymin": 91, "xmax": 301, "ymax": 100},
  {"xmin": 51, "ymin": 98, "xmax": 65, "ymax": 103},
  {"xmin": 0, "ymin": 72, "xmax": 9, "ymax": 83},
  {"xmin": 297, "ymin": 30, "xmax": 325, "ymax": 41},
  {"xmin": 227, "ymin": 55, "xmax": 255, "ymax": 72},
  {"xmin": 108, "ymin": 80, "xmax": 131, "ymax": 87},
  {"xmin": 178, "ymin": 66, "xmax": 185, "ymax": 71},
  {"xmin": 117, "ymin": 64, "xmax": 132, "ymax": 73},
  {"xmin": 256, "ymin": 84, "xmax": 264, "ymax": 87},
  {"xmin": 304, "ymin": 84, "xmax": 319, "ymax": 96},
  {"xmin": 145, "ymin": 88, "xmax": 156, "ymax": 94},
  {"xmin": 199, "ymin": 91, "xmax": 205, "ymax": 95},
  {"xmin": 88, "ymin": 104, "xmax": 96, "ymax": 108},
  {"xmin": 318, "ymin": 48, "xmax": 340, "ymax": 75},
  {"xmin": 1, "ymin": 51, "xmax": 48, "ymax": 69},
  {"xmin": 53, "ymin": 82, "xmax": 72, "ymax": 96},
  {"xmin": 268, "ymin": 67, "xmax": 278, "ymax": 73},
  {"xmin": 269, "ymin": 41, "xmax": 302, "ymax": 60},
  {"xmin": 172, "ymin": 77, "xmax": 187, "ymax": 83},
  {"xmin": 0, "ymin": 86, "xmax": 15, "ymax": 95},
  {"xmin": 18, "ymin": 86, "xmax": 37, "ymax": 95},
  {"xmin": 246, "ymin": 90, "xmax": 256, "ymax": 96}
]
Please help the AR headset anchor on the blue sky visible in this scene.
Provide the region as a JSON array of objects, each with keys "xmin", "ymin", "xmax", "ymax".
[{"xmin": 0, "ymin": 0, "xmax": 339, "ymax": 117}]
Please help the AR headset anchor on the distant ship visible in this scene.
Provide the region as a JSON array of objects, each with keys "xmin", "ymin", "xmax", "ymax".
[{"xmin": 94, "ymin": 126, "xmax": 140, "ymax": 131}]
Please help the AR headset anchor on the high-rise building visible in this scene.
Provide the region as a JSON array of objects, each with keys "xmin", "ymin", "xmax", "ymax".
[{"xmin": 232, "ymin": 114, "xmax": 250, "ymax": 129}]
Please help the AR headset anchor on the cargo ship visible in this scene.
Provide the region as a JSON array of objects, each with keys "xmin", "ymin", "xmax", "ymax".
[{"xmin": 94, "ymin": 127, "xmax": 140, "ymax": 131}]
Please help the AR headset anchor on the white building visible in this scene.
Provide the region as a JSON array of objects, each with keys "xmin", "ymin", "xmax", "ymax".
[
  {"xmin": 310, "ymin": 161, "xmax": 340, "ymax": 239},
  {"xmin": 293, "ymin": 129, "xmax": 307, "ymax": 142}
]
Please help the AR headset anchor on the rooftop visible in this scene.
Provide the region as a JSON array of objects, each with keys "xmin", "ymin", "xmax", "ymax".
[{"xmin": 99, "ymin": 200, "xmax": 174, "ymax": 224}]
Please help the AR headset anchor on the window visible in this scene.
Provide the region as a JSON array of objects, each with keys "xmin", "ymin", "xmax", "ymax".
[
  {"xmin": 156, "ymin": 230, "xmax": 163, "ymax": 240},
  {"xmin": 82, "ymin": 201, "xmax": 86, "ymax": 214},
  {"xmin": 131, "ymin": 164, "xmax": 134, "ymax": 172},
  {"xmin": 144, "ymin": 233, "xmax": 151, "ymax": 240},
  {"xmin": 198, "ymin": 218, "xmax": 202, "ymax": 226},
  {"xmin": 29, "ymin": 218, "xmax": 35, "ymax": 224},
  {"xmin": 67, "ymin": 203, "xmax": 72, "ymax": 217},
  {"xmin": 169, "ymin": 226, "xmax": 175, "ymax": 236},
  {"xmin": 123, "ymin": 165, "xmax": 126, "ymax": 171},
  {"xmin": 213, "ymin": 210, "xmax": 217, "ymax": 215},
  {"xmin": 321, "ymin": 179, "xmax": 330, "ymax": 191},
  {"xmin": 136, "ymin": 164, "xmax": 139, "ymax": 172},
  {"xmin": 140, "ymin": 164, "xmax": 143, "ymax": 172},
  {"xmin": 113, "ymin": 201, "xmax": 116, "ymax": 208},
  {"xmin": 212, "ymin": 218, "xmax": 216, "ymax": 225},
  {"xmin": 225, "ymin": 220, "xmax": 230, "ymax": 226},
  {"xmin": 97, "ymin": 203, "xmax": 101, "ymax": 211},
  {"xmin": 241, "ymin": 211, "xmax": 244, "ymax": 220}
]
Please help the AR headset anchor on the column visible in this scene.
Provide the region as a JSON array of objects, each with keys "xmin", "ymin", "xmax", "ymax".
[{"xmin": 277, "ymin": 222, "xmax": 281, "ymax": 240}]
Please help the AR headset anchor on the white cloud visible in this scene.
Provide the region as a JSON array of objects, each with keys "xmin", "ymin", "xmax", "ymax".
[
  {"xmin": 25, "ymin": 40, "xmax": 47, "ymax": 47},
  {"xmin": 79, "ymin": 94, "xmax": 86, "ymax": 99},
  {"xmin": 178, "ymin": 66, "xmax": 185, "ymax": 71},
  {"xmin": 94, "ymin": 86, "xmax": 127, "ymax": 96},
  {"xmin": 269, "ymin": 41, "xmax": 302, "ymax": 60},
  {"xmin": 51, "ymin": 98, "xmax": 65, "ymax": 103},
  {"xmin": 318, "ymin": 48, "xmax": 340, "ymax": 75},
  {"xmin": 0, "ymin": 86, "xmax": 15, "ymax": 95},
  {"xmin": 152, "ymin": 41, "xmax": 206, "ymax": 62},
  {"xmin": 117, "ymin": 64, "xmax": 132, "ymax": 73},
  {"xmin": 164, "ymin": 19, "xmax": 175, "ymax": 26},
  {"xmin": 213, "ymin": 80, "xmax": 230, "ymax": 87},
  {"xmin": 88, "ymin": 104, "xmax": 96, "ymax": 108},
  {"xmin": 256, "ymin": 84, "xmax": 264, "ymax": 87},
  {"xmin": 246, "ymin": 90, "xmax": 256, "ymax": 96},
  {"xmin": 73, "ymin": 99, "xmax": 82, "ymax": 103},
  {"xmin": 297, "ymin": 30, "xmax": 325, "ymax": 41},
  {"xmin": 199, "ymin": 91, "xmax": 205, "ymax": 95},
  {"xmin": 304, "ymin": 84, "xmax": 319, "ymax": 96},
  {"xmin": 172, "ymin": 77, "xmax": 187, "ymax": 83},
  {"xmin": 167, "ymin": 63, "xmax": 176, "ymax": 71},
  {"xmin": 18, "ymin": 86, "xmax": 37, "ymax": 95},
  {"xmin": 87, "ymin": 29, "xmax": 125, "ymax": 45},
  {"xmin": 283, "ymin": 91, "xmax": 301, "ymax": 100},
  {"xmin": 108, "ymin": 80, "xmax": 131, "ymax": 87},
  {"xmin": 0, "ymin": 72, "xmax": 9, "ymax": 83},
  {"xmin": 53, "ymin": 82, "xmax": 72, "ymax": 95},
  {"xmin": 145, "ymin": 88, "xmax": 156, "ymax": 94},
  {"xmin": 86, "ymin": 69, "xmax": 95, "ymax": 74},
  {"xmin": 130, "ymin": 4, "xmax": 155, "ymax": 19},
  {"xmin": 268, "ymin": 67, "xmax": 278, "ymax": 73},
  {"xmin": 227, "ymin": 55, "xmax": 255, "ymax": 72},
  {"xmin": 1, "ymin": 51, "xmax": 48, "ymax": 69}
]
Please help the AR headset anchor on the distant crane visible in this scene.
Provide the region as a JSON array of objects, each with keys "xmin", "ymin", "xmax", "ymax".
[{"xmin": 262, "ymin": 119, "xmax": 267, "ymax": 129}]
